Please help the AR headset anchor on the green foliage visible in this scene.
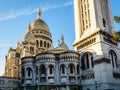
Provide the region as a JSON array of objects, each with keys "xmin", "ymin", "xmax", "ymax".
[
  {"xmin": 112, "ymin": 31, "xmax": 120, "ymax": 42},
  {"xmin": 114, "ymin": 16, "xmax": 120, "ymax": 23},
  {"xmin": 112, "ymin": 16, "xmax": 120, "ymax": 43}
]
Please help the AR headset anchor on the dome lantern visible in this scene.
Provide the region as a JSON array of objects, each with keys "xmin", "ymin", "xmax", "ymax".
[
  {"xmin": 37, "ymin": 8, "xmax": 41, "ymax": 19},
  {"xmin": 57, "ymin": 35, "xmax": 69, "ymax": 50},
  {"xmin": 61, "ymin": 34, "xmax": 64, "ymax": 43},
  {"xmin": 30, "ymin": 8, "xmax": 50, "ymax": 33}
]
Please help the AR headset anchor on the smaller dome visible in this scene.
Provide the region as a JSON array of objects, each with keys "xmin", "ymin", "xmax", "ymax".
[
  {"xmin": 58, "ymin": 43, "xmax": 69, "ymax": 50},
  {"xmin": 23, "ymin": 32, "xmax": 35, "ymax": 43},
  {"xmin": 57, "ymin": 35, "xmax": 69, "ymax": 50}
]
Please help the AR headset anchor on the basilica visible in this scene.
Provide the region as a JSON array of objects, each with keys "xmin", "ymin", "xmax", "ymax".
[{"xmin": 1, "ymin": 0, "xmax": 120, "ymax": 90}]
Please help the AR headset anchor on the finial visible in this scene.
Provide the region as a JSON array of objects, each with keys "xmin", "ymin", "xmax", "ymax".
[
  {"xmin": 17, "ymin": 40, "xmax": 21, "ymax": 47},
  {"xmin": 17, "ymin": 40, "xmax": 19, "ymax": 44},
  {"xmin": 61, "ymin": 34, "xmax": 64, "ymax": 43},
  {"xmin": 37, "ymin": 8, "xmax": 41, "ymax": 19},
  {"xmin": 28, "ymin": 23, "xmax": 31, "ymax": 29}
]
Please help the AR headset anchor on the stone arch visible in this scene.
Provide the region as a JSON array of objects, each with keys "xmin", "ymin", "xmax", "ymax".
[
  {"xmin": 68, "ymin": 63, "xmax": 75, "ymax": 74},
  {"xmin": 79, "ymin": 49, "xmax": 95, "ymax": 60},
  {"xmin": 26, "ymin": 67, "xmax": 32, "ymax": 77},
  {"xmin": 60, "ymin": 64, "xmax": 66, "ymax": 75},
  {"xmin": 81, "ymin": 52, "xmax": 94, "ymax": 70},
  {"xmin": 77, "ymin": 64, "xmax": 80, "ymax": 75},
  {"xmin": 48, "ymin": 64, "xmax": 54, "ymax": 75},
  {"xmin": 106, "ymin": 47, "xmax": 118, "ymax": 57},
  {"xmin": 40, "ymin": 64, "xmax": 46, "ymax": 76},
  {"xmin": 108, "ymin": 50, "xmax": 118, "ymax": 68}
]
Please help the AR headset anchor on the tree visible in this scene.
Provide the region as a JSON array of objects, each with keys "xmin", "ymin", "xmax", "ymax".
[
  {"xmin": 112, "ymin": 31, "xmax": 120, "ymax": 42},
  {"xmin": 114, "ymin": 16, "xmax": 120, "ymax": 23},
  {"xmin": 112, "ymin": 16, "xmax": 120, "ymax": 42}
]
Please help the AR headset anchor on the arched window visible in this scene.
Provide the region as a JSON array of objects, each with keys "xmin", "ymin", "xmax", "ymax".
[
  {"xmin": 60, "ymin": 64, "xmax": 66, "ymax": 75},
  {"xmin": 44, "ymin": 41, "xmax": 46, "ymax": 47},
  {"xmin": 47, "ymin": 43, "xmax": 49, "ymax": 48},
  {"xmin": 40, "ymin": 65, "xmax": 46, "ymax": 75},
  {"xmin": 36, "ymin": 40, "xmax": 39, "ymax": 47},
  {"xmin": 81, "ymin": 52, "xmax": 93, "ymax": 70},
  {"xmin": 30, "ymin": 46, "xmax": 34, "ymax": 54},
  {"xmin": 27, "ymin": 68, "xmax": 32, "ymax": 77},
  {"xmin": 49, "ymin": 65, "xmax": 54, "ymax": 74},
  {"xmin": 109, "ymin": 50, "xmax": 117, "ymax": 68},
  {"xmin": 69, "ymin": 64, "xmax": 75, "ymax": 74},
  {"xmin": 40, "ymin": 40, "xmax": 42, "ymax": 47},
  {"xmin": 77, "ymin": 65, "xmax": 80, "ymax": 75}
]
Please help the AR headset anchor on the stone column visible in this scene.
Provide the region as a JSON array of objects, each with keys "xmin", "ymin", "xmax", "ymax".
[
  {"xmin": 55, "ymin": 62, "xmax": 59, "ymax": 84},
  {"xmin": 113, "ymin": 56, "xmax": 116, "ymax": 69},
  {"xmin": 75, "ymin": 63, "xmax": 78, "ymax": 84},
  {"xmin": 24, "ymin": 67, "xmax": 27, "ymax": 90},
  {"xmin": 46, "ymin": 64, "xmax": 48, "ymax": 84},
  {"xmin": 66, "ymin": 65, "xmax": 69, "ymax": 84},
  {"xmin": 38, "ymin": 65, "xmax": 40, "ymax": 84},
  {"xmin": 89, "ymin": 56, "xmax": 92, "ymax": 69},
  {"xmin": 32, "ymin": 66, "xmax": 35, "ymax": 85},
  {"xmin": 84, "ymin": 56, "xmax": 86, "ymax": 70}
]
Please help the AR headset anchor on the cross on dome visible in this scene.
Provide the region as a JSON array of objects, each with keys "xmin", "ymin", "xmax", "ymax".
[{"xmin": 61, "ymin": 34, "xmax": 64, "ymax": 43}]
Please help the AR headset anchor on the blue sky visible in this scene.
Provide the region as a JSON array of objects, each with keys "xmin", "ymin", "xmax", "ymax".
[{"xmin": 0, "ymin": 0, "xmax": 120, "ymax": 76}]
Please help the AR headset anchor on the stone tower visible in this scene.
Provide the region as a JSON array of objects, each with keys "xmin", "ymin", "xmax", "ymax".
[{"xmin": 74, "ymin": 0, "xmax": 120, "ymax": 90}]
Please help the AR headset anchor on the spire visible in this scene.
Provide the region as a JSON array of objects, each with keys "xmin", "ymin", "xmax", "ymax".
[
  {"xmin": 17, "ymin": 40, "xmax": 20, "ymax": 46},
  {"xmin": 28, "ymin": 23, "xmax": 31, "ymax": 31},
  {"xmin": 61, "ymin": 34, "xmax": 64, "ymax": 43},
  {"xmin": 17, "ymin": 40, "xmax": 21, "ymax": 47},
  {"xmin": 28, "ymin": 23, "xmax": 31, "ymax": 29},
  {"xmin": 37, "ymin": 8, "xmax": 41, "ymax": 19}
]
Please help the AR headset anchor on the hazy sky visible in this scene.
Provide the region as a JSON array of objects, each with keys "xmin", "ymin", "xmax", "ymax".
[{"xmin": 0, "ymin": 0, "xmax": 120, "ymax": 76}]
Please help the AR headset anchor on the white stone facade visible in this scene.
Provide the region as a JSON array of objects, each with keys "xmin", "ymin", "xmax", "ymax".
[
  {"xmin": 74, "ymin": 0, "xmax": 120, "ymax": 90},
  {"xmin": 4, "ymin": 9, "xmax": 82, "ymax": 90},
  {"xmin": 21, "ymin": 50, "xmax": 80, "ymax": 90}
]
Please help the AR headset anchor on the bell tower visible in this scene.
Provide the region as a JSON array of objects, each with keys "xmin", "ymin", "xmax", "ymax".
[
  {"xmin": 74, "ymin": 0, "xmax": 120, "ymax": 90},
  {"xmin": 74, "ymin": 0, "xmax": 114, "ymax": 45},
  {"xmin": 73, "ymin": 0, "xmax": 116, "ymax": 55}
]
